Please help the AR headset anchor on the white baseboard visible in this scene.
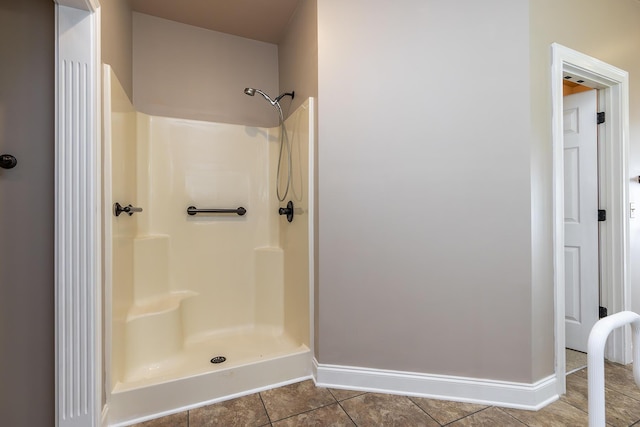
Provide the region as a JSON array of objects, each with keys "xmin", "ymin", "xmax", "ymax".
[{"xmin": 313, "ymin": 358, "xmax": 558, "ymax": 410}]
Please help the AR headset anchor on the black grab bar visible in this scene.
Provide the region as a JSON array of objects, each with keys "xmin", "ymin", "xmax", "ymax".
[{"xmin": 187, "ymin": 206, "xmax": 246, "ymax": 216}]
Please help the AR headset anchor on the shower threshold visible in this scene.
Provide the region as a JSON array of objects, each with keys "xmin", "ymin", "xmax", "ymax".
[{"xmin": 108, "ymin": 328, "xmax": 311, "ymax": 426}]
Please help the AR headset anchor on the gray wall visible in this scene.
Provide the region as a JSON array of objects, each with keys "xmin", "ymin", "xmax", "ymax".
[
  {"xmin": 317, "ymin": 0, "xmax": 536, "ymax": 382},
  {"xmin": 278, "ymin": 0, "xmax": 318, "ymax": 118},
  {"xmin": 0, "ymin": 0, "xmax": 55, "ymax": 424},
  {"xmin": 102, "ymin": 0, "xmax": 133, "ymax": 100},
  {"xmin": 132, "ymin": 12, "xmax": 279, "ymax": 127}
]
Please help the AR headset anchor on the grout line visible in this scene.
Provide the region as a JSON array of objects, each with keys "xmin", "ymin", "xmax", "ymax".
[
  {"xmin": 493, "ymin": 407, "xmax": 531, "ymax": 426},
  {"xmin": 258, "ymin": 392, "xmax": 273, "ymax": 425},
  {"xmin": 405, "ymin": 396, "xmax": 444, "ymax": 426},
  {"xmin": 268, "ymin": 401, "xmax": 340, "ymax": 424},
  {"xmin": 335, "ymin": 398, "xmax": 359, "ymax": 426},
  {"xmin": 440, "ymin": 406, "xmax": 490, "ymax": 426}
]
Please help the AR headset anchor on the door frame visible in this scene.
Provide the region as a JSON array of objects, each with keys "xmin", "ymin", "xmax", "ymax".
[{"xmin": 551, "ymin": 43, "xmax": 630, "ymax": 394}]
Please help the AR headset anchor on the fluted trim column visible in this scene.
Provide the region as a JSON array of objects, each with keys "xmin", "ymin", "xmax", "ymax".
[{"xmin": 55, "ymin": 2, "xmax": 101, "ymax": 426}]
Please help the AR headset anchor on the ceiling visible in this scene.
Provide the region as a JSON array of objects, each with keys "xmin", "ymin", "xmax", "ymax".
[{"xmin": 130, "ymin": 0, "xmax": 300, "ymax": 44}]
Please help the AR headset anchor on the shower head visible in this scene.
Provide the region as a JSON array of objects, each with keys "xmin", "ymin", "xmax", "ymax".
[
  {"xmin": 244, "ymin": 87, "xmax": 295, "ymax": 123},
  {"xmin": 243, "ymin": 88, "xmax": 295, "ymax": 106},
  {"xmin": 244, "ymin": 87, "xmax": 276, "ymax": 105}
]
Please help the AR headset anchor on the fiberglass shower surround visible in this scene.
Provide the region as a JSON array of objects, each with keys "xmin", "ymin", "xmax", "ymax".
[
  {"xmin": 104, "ymin": 67, "xmax": 313, "ymax": 425},
  {"xmin": 244, "ymin": 87, "xmax": 297, "ymax": 202}
]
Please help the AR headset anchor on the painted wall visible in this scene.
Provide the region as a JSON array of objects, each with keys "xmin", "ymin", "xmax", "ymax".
[
  {"xmin": 529, "ymin": 0, "xmax": 640, "ymax": 379},
  {"xmin": 0, "ymin": 1, "xmax": 54, "ymax": 424},
  {"xmin": 317, "ymin": 0, "xmax": 535, "ymax": 382},
  {"xmin": 278, "ymin": 0, "xmax": 318, "ymax": 118},
  {"xmin": 133, "ymin": 12, "xmax": 279, "ymax": 127},
  {"xmin": 102, "ymin": 0, "xmax": 133, "ymax": 100}
]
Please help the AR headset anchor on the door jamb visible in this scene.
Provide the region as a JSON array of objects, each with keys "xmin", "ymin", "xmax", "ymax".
[{"xmin": 552, "ymin": 43, "xmax": 630, "ymax": 395}]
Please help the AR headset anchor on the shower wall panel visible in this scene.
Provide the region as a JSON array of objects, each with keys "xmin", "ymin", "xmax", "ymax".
[
  {"xmin": 104, "ymin": 66, "xmax": 138, "ymax": 390},
  {"xmin": 279, "ymin": 99, "xmax": 313, "ymax": 346},
  {"xmin": 136, "ymin": 116, "xmax": 283, "ymax": 339},
  {"xmin": 105, "ymin": 68, "xmax": 313, "ymax": 406}
]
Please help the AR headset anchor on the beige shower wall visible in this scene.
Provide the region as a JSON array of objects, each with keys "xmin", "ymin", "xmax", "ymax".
[
  {"xmin": 135, "ymin": 115, "xmax": 278, "ymax": 336},
  {"xmin": 104, "ymin": 67, "xmax": 138, "ymax": 389},
  {"xmin": 132, "ymin": 12, "xmax": 279, "ymax": 127},
  {"xmin": 279, "ymin": 98, "xmax": 313, "ymax": 346},
  {"xmin": 529, "ymin": 0, "xmax": 640, "ymax": 380}
]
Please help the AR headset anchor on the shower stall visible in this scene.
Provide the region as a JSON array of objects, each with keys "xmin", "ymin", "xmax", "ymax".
[{"xmin": 103, "ymin": 66, "xmax": 313, "ymax": 425}]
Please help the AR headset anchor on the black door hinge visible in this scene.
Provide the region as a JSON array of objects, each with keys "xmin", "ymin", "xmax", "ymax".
[
  {"xmin": 597, "ymin": 112, "xmax": 605, "ymax": 124},
  {"xmin": 599, "ymin": 306, "xmax": 608, "ymax": 319},
  {"xmin": 598, "ymin": 210, "xmax": 606, "ymax": 221}
]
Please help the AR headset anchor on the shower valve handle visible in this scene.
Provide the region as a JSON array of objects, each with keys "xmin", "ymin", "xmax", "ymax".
[
  {"xmin": 279, "ymin": 201, "xmax": 294, "ymax": 223},
  {"xmin": 114, "ymin": 202, "xmax": 143, "ymax": 217}
]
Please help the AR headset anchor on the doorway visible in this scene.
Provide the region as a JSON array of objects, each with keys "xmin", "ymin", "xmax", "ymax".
[
  {"xmin": 552, "ymin": 43, "xmax": 630, "ymax": 395},
  {"xmin": 562, "ymin": 81, "xmax": 598, "ymax": 373}
]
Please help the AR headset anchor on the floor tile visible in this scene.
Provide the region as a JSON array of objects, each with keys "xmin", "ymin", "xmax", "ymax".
[
  {"xmin": 566, "ymin": 348, "xmax": 587, "ymax": 373},
  {"xmin": 447, "ymin": 407, "xmax": 525, "ymax": 426},
  {"xmin": 340, "ymin": 393, "xmax": 439, "ymax": 426},
  {"xmin": 260, "ymin": 379, "xmax": 336, "ymax": 422},
  {"xmin": 409, "ymin": 396, "xmax": 488, "ymax": 425},
  {"xmin": 503, "ymin": 399, "xmax": 589, "ymax": 426},
  {"xmin": 602, "ymin": 361, "xmax": 640, "ymax": 400},
  {"xmin": 189, "ymin": 393, "xmax": 270, "ymax": 427},
  {"xmin": 272, "ymin": 403, "xmax": 355, "ymax": 426},
  {"xmin": 329, "ymin": 388, "xmax": 367, "ymax": 401},
  {"xmin": 563, "ymin": 369, "xmax": 640, "ymax": 426},
  {"xmin": 130, "ymin": 411, "xmax": 188, "ymax": 427}
]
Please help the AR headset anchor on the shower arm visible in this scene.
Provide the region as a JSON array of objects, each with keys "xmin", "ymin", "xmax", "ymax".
[{"xmin": 275, "ymin": 91, "xmax": 295, "ymax": 103}]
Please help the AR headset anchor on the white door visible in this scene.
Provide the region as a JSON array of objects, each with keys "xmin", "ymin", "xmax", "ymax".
[{"xmin": 564, "ymin": 89, "xmax": 599, "ymax": 353}]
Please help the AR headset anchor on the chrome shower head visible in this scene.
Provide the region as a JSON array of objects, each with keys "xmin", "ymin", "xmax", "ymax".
[
  {"xmin": 244, "ymin": 87, "xmax": 295, "ymax": 123},
  {"xmin": 244, "ymin": 87, "xmax": 275, "ymax": 104}
]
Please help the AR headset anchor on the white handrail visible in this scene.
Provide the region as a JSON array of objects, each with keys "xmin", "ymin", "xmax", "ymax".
[{"xmin": 587, "ymin": 311, "xmax": 640, "ymax": 426}]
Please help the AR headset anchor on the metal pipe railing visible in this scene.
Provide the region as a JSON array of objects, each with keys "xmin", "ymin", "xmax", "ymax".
[{"xmin": 587, "ymin": 311, "xmax": 640, "ymax": 426}]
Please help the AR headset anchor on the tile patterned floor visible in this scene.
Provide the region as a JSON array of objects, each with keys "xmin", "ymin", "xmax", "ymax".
[
  {"xmin": 566, "ymin": 348, "xmax": 588, "ymax": 373},
  {"xmin": 131, "ymin": 361, "xmax": 640, "ymax": 427}
]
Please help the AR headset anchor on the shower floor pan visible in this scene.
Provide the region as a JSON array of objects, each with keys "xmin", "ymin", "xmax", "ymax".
[{"xmin": 109, "ymin": 328, "xmax": 311, "ymax": 426}]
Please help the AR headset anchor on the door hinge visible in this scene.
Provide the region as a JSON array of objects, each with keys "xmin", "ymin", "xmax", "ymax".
[
  {"xmin": 598, "ymin": 210, "xmax": 606, "ymax": 221},
  {"xmin": 599, "ymin": 306, "xmax": 608, "ymax": 319},
  {"xmin": 597, "ymin": 112, "xmax": 605, "ymax": 124}
]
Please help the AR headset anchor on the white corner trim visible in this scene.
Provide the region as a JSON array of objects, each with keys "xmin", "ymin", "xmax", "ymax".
[
  {"xmin": 54, "ymin": 0, "xmax": 99, "ymax": 12},
  {"xmin": 313, "ymin": 359, "xmax": 558, "ymax": 410},
  {"xmin": 55, "ymin": 3, "xmax": 102, "ymax": 427}
]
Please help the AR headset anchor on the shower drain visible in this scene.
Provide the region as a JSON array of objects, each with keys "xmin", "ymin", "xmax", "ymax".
[{"xmin": 210, "ymin": 356, "xmax": 227, "ymax": 364}]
